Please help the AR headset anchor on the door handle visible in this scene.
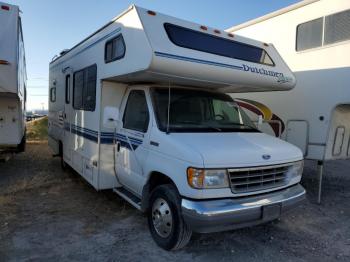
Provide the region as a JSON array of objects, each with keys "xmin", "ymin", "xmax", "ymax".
[{"xmin": 116, "ymin": 141, "xmax": 121, "ymax": 152}]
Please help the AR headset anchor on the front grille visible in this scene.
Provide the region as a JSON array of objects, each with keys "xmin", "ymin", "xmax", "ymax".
[{"xmin": 228, "ymin": 164, "xmax": 291, "ymax": 194}]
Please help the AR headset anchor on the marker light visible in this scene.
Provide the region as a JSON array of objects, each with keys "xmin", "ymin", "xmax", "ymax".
[
  {"xmin": 214, "ymin": 29, "xmax": 221, "ymax": 34},
  {"xmin": 147, "ymin": 10, "xmax": 156, "ymax": 16},
  {"xmin": 200, "ymin": 25, "xmax": 208, "ymax": 31},
  {"xmin": 227, "ymin": 33, "xmax": 234, "ymax": 38},
  {"xmin": 0, "ymin": 60, "xmax": 10, "ymax": 65},
  {"xmin": 263, "ymin": 43, "xmax": 269, "ymax": 47},
  {"xmin": 1, "ymin": 5, "xmax": 10, "ymax": 11}
]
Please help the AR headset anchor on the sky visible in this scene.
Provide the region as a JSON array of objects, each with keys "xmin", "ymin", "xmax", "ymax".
[{"xmin": 6, "ymin": 0, "xmax": 301, "ymax": 110}]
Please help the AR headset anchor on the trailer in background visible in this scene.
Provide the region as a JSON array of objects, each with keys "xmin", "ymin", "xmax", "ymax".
[
  {"xmin": 0, "ymin": 2, "xmax": 27, "ymax": 159},
  {"xmin": 227, "ymin": 0, "xmax": 350, "ymax": 202}
]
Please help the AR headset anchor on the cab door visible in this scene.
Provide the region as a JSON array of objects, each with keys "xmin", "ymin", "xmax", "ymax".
[
  {"xmin": 63, "ymin": 74, "xmax": 72, "ymax": 162},
  {"xmin": 115, "ymin": 89, "xmax": 151, "ymax": 195}
]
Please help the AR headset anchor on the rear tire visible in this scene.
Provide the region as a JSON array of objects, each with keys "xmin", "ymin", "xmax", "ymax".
[{"xmin": 148, "ymin": 184, "xmax": 192, "ymax": 250}]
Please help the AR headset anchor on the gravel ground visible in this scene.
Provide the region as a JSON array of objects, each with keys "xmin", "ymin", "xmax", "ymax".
[{"xmin": 0, "ymin": 143, "xmax": 349, "ymax": 261}]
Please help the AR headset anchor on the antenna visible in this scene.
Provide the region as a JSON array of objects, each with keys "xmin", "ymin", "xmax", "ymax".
[{"xmin": 166, "ymin": 82, "xmax": 171, "ymax": 134}]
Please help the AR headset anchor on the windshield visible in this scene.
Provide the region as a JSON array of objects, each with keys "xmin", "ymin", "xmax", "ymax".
[{"xmin": 151, "ymin": 87, "xmax": 258, "ymax": 133}]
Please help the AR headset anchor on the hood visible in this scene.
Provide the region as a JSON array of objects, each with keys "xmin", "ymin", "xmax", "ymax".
[{"xmin": 170, "ymin": 132, "xmax": 303, "ymax": 168}]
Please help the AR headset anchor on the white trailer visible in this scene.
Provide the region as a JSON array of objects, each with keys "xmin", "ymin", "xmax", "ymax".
[
  {"xmin": 0, "ymin": 2, "xmax": 26, "ymax": 158},
  {"xmin": 227, "ymin": 0, "xmax": 350, "ymax": 203},
  {"xmin": 49, "ymin": 5, "xmax": 305, "ymax": 250}
]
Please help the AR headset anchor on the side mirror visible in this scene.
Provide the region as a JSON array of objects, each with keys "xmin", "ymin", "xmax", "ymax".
[{"xmin": 103, "ymin": 106, "xmax": 122, "ymax": 129}]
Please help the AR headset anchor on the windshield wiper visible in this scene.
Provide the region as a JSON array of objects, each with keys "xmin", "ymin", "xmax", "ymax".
[{"xmin": 174, "ymin": 121, "xmax": 223, "ymax": 132}]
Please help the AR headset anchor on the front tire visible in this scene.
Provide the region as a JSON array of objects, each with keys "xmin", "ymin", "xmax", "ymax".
[{"xmin": 148, "ymin": 184, "xmax": 192, "ymax": 250}]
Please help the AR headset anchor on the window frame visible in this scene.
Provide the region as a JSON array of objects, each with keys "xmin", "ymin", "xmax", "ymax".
[
  {"xmin": 72, "ymin": 64, "xmax": 97, "ymax": 111},
  {"xmin": 122, "ymin": 90, "xmax": 150, "ymax": 133},
  {"xmin": 295, "ymin": 17, "xmax": 324, "ymax": 52},
  {"xmin": 104, "ymin": 34, "xmax": 126, "ymax": 63},
  {"xmin": 164, "ymin": 23, "xmax": 275, "ymax": 66},
  {"xmin": 295, "ymin": 9, "xmax": 350, "ymax": 52}
]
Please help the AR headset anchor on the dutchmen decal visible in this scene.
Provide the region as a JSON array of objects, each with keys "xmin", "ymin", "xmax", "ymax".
[{"xmin": 154, "ymin": 52, "xmax": 292, "ymax": 83}]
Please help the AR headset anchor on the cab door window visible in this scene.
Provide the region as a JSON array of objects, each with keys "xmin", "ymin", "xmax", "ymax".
[{"xmin": 123, "ymin": 90, "xmax": 149, "ymax": 132}]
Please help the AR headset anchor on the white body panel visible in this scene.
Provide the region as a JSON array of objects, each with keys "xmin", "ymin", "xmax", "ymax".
[
  {"xmin": 0, "ymin": 2, "xmax": 26, "ymax": 153},
  {"xmin": 227, "ymin": 0, "xmax": 350, "ymax": 161},
  {"xmin": 49, "ymin": 5, "xmax": 302, "ymax": 202}
]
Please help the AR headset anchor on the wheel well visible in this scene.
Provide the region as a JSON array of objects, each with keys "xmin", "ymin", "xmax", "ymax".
[{"xmin": 141, "ymin": 172, "xmax": 176, "ymax": 212}]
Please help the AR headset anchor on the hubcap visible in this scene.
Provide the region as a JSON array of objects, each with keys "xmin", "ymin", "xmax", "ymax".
[{"xmin": 151, "ymin": 198, "xmax": 173, "ymax": 238}]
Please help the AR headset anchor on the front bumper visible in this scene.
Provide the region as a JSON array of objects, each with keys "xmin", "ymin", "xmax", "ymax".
[{"xmin": 181, "ymin": 184, "xmax": 305, "ymax": 233}]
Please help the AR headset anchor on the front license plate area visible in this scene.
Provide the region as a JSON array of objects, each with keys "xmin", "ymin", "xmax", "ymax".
[{"xmin": 262, "ymin": 203, "xmax": 281, "ymax": 221}]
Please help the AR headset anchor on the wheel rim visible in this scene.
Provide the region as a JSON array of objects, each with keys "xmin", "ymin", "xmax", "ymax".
[{"xmin": 151, "ymin": 197, "xmax": 173, "ymax": 238}]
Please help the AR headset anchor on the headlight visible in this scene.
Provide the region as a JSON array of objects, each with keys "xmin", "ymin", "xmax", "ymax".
[
  {"xmin": 286, "ymin": 160, "xmax": 304, "ymax": 180},
  {"xmin": 187, "ymin": 168, "xmax": 229, "ymax": 189}
]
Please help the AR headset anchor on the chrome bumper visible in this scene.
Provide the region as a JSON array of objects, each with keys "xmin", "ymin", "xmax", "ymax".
[{"xmin": 181, "ymin": 184, "xmax": 305, "ymax": 233}]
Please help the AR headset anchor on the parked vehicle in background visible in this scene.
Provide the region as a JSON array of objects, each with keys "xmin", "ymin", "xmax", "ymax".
[
  {"xmin": 0, "ymin": 2, "xmax": 27, "ymax": 159},
  {"xmin": 49, "ymin": 5, "xmax": 305, "ymax": 250},
  {"xmin": 227, "ymin": 0, "xmax": 350, "ymax": 203}
]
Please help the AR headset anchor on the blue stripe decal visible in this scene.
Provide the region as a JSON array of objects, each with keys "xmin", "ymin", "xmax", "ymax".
[
  {"xmin": 154, "ymin": 51, "xmax": 244, "ymax": 71},
  {"xmin": 51, "ymin": 27, "xmax": 122, "ymax": 70},
  {"xmin": 64, "ymin": 123, "xmax": 142, "ymax": 149}
]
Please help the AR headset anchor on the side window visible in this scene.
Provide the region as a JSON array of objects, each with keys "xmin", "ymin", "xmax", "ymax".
[
  {"xmin": 50, "ymin": 86, "xmax": 56, "ymax": 102},
  {"xmin": 73, "ymin": 70, "xmax": 84, "ymax": 109},
  {"xmin": 324, "ymin": 9, "xmax": 350, "ymax": 45},
  {"xmin": 123, "ymin": 90, "xmax": 149, "ymax": 132},
  {"xmin": 296, "ymin": 18, "xmax": 323, "ymax": 51},
  {"xmin": 105, "ymin": 35, "xmax": 126, "ymax": 63},
  {"xmin": 73, "ymin": 64, "xmax": 96, "ymax": 111},
  {"xmin": 65, "ymin": 75, "xmax": 70, "ymax": 104}
]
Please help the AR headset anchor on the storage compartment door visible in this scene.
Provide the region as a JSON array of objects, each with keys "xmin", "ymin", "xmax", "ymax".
[{"xmin": 286, "ymin": 120, "xmax": 308, "ymax": 155}]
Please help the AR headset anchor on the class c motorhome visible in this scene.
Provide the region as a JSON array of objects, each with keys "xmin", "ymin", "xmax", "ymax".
[
  {"xmin": 49, "ymin": 5, "xmax": 305, "ymax": 250},
  {"xmin": 0, "ymin": 2, "xmax": 27, "ymax": 159},
  {"xmin": 227, "ymin": 0, "xmax": 350, "ymax": 203}
]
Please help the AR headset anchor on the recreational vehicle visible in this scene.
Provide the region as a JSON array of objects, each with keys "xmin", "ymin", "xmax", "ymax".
[
  {"xmin": 0, "ymin": 2, "xmax": 26, "ymax": 159},
  {"xmin": 49, "ymin": 5, "xmax": 305, "ymax": 250},
  {"xmin": 227, "ymin": 0, "xmax": 350, "ymax": 203}
]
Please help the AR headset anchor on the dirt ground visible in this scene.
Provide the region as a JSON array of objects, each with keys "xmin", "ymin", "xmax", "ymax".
[{"xmin": 0, "ymin": 143, "xmax": 349, "ymax": 261}]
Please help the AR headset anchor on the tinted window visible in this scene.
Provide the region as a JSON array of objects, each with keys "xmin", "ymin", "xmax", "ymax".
[
  {"xmin": 105, "ymin": 35, "xmax": 126, "ymax": 63},
  {"xmin": 123, "ymin": 90, "xmax": 149, "ymax": 132},
  {"xmin": 296, "ymin": 18, "xmax": 323, "ymax": 51},
  {"xmin": 151, "ymin": 88, "xmax": 257, "ymax": 133},
  {"xmin": 164, "ymin": 23, "xmax": 274, "ymax": 66},
  {"xmin": 73, "ymin": 64, "xmax": 96, "ymax": 111},
  {"xmin": 324, "ymin": 9, "xmax": 350, "ymax": 45},
  {"xmin": 65, "ymin": 75, "xmax": 70, "ymax": 104},
  {"xmin": 73, "ymin": 70, "xmax": 84, "ymax": 109}
]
